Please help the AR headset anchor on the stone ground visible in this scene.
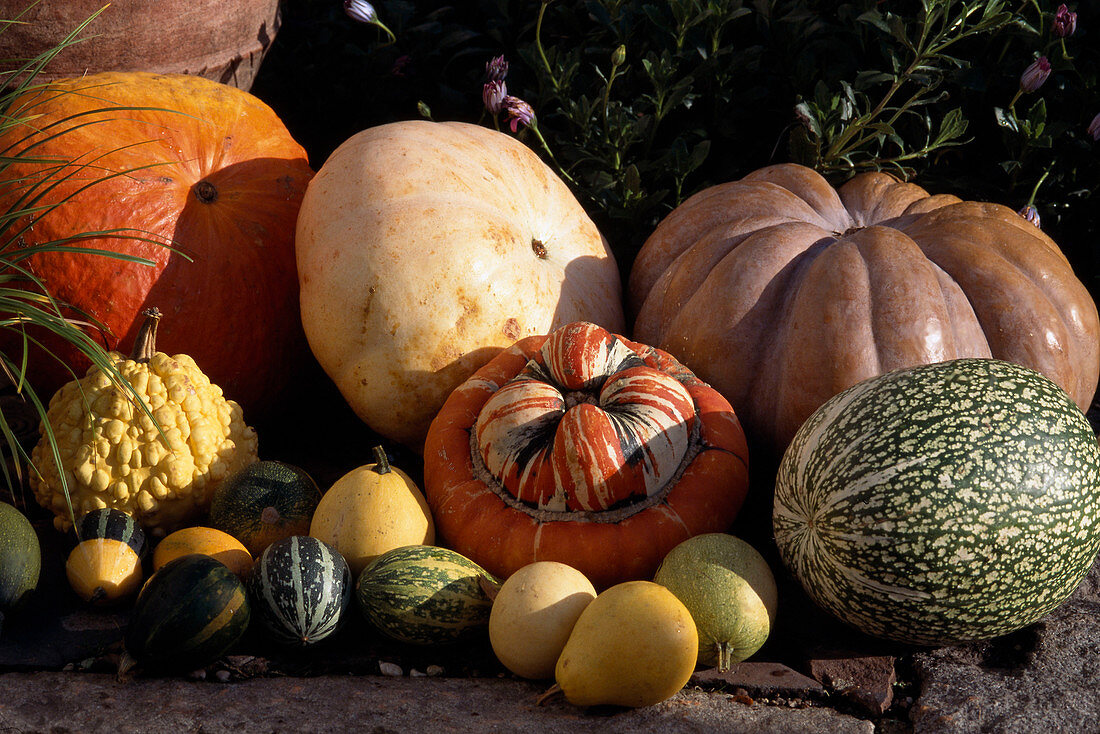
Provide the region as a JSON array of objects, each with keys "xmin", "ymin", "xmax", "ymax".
[{"xmin": 2, "ymin": 383, "xmax": 1098, "ymax": 733}]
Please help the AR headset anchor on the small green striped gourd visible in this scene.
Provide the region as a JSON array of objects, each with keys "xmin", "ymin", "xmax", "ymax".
[
  {"xmin": 76, "ymin": 508, "xmax": 147, "ymax": 558},
  {"xmin": 773, "ymin": 358, "xmax": 1100, "ymax": 645},
  {"xmin": 249, "ymin": 535, "xmax": 351, "ymax": 646},
  {"xmin": 356, "ymin": 545, "xmax": 498, "ymax": 646},
  {"xmin": 123, "ymin": 554, "xmax": 251, "ymax": 672}
]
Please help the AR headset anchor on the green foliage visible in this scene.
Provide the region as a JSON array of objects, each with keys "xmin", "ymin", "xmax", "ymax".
[{"xmin": 254, "ymin": 0, "xmax": 1100, "ymax": 286}]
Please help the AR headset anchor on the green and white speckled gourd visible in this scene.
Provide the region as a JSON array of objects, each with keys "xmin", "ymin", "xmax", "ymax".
[{"xmin": 773, "ymin": 358, "xmax": 1100, "ymax": 646}]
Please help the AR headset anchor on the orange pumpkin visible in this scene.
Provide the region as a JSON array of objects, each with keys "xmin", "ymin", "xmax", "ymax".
[
  {"xmin": 630, "ymin": 163, "xmax": 1100, "ymax": 457},
  {"xmin": 0, "ymin": 71, "xmax": 314, "ymax": 414},
  {"xmin": 423, "ymin": 321, "xmax": 750, "ymax": 590}
]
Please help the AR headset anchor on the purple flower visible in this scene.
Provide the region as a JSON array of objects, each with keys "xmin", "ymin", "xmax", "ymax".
[
  {"xmin": 1018, "ymin": 205, "xmax": 1041, "ymax": 228},
  {"xmin": 344, "ymin": 0, "xmax": 377, "ymax": 23},
  {"xmin": 1088, "ymin": 112, "xmax": 1100, "ymax": 141},
  {"xmin": 1019, "ymin": 56, "xmax": 1051, "ymax": 93},
  {"xmin": 1053, "ymin": 4, "xmax": 1077, "ymax": 38},
  {"xmin": 502, "ymin": 96, "xmax": 535, "ymax": 132},
  {"xmin": 486, "ymin": 55, "xmax": 509, "ymax": 83},
  {"xmin": 483, "ymin": 80, "xmax": 507, "ymax": 116}
]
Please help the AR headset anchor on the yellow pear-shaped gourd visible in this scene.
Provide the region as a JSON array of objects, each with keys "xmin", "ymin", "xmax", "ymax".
[
  {"xmin": 309, "ymin": 446, "xmax": 434, "ymax": 576},
  {"xmin": 554, "ymin": 580, "xmax": 698, "ymax": 708}
]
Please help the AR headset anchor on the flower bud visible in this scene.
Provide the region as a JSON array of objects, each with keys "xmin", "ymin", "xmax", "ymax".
[
  {"xmin": 1088, "ymin": 112, "xmax": 1100, "ymax": 142},
  {"xmin": 483, "ymin": 80, "xmax": 507, "ymax": 115},
  {"xmin": 1019, "ymin": 56, "xmax": 1051, "ymax": 93},
  {"xmin": 502, "ymin": 96, "xmax": 536, "ymax": 132},
  {"xmin": 1018, "ymin": 205, "xmax": 1041, "ymax": 228},
  {"xmin": 1053, "ymin": 4, "xmax": 1077, "ymax": 38},
  {"xmin": 344, "ymin": 0, "xmax": 377, "ymax": 23},
  {"xmin": 486, "ymin": 55, "xmax": 509, "ymax": 82},
  {"xmin": 612, "ymin": 45, "xmax": 626, "ymax": 67}
]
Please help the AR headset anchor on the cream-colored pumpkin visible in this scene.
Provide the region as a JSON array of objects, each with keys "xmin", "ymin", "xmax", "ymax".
[{"xmin": 295, "ymin": 120, "xmax": 625, "ymax": 449}]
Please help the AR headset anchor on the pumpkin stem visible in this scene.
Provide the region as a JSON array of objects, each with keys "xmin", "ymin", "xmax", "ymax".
[
  {"xmin": 371, "ymin": 445, "xmax": 391, "ymax": 475},
  {"xmin": 535, "ymin": 683, "xmax": 563, "ymax": 706},
  {"xmin": 131, "ymin": 307, "xmax": 162, "ymax": 363}
]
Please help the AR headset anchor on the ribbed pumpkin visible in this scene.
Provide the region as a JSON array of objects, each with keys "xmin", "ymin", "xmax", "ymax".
[
  {"xmin": 629, "ymin": 163, "xmax": 1100, "ymax": 457},
  {"xmin": 248, "ymin": 536, "xmax": 351, "ymax": 647},
  {"xmin": 123, "ymin": 553, "xmax": 251, "ymax": 672},
  {"xmin": 774, "ymin": 358, "xmax": 1100, "ymax": 645},
  {"xmin": 423, "ymin": 321, "xmax": 751, "ymax": 590},
  {"xmin": 0, "ymin": 71, "xmax": 313, "ymax": 414},
  {"xmin": 295, "ymin": 120, "xmax": 625, "ymax": 449}
]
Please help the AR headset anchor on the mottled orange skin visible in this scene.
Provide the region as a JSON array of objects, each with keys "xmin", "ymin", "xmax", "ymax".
[{"xmin": 1, "ymin": 72, "xmax": 314, "ymax": 413}]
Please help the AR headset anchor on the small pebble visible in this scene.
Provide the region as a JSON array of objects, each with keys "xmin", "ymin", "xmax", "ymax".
[
  {"xmin": 410, "ymin": 669, "xmax": 427, "ymax": 678},
  {"xmin": 379, "ymin": 661, "xmax": 403, "ymax": 677},
  {"xmin": 188, "ymin": 669, "xmax": 207, "ymax": 681},
  {"xmin": 426, "ymin": 665, "xmax": 445, "ymax": 677},
  {"xmin": 215, "ymin": 670, "xmax": 231, "ymax": 683}
]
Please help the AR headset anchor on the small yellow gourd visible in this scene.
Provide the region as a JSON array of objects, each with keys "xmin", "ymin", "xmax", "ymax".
[
  {"xmin": 153, "ymin": 526, "xmax": 253, "ymax": 580},
  {"xmin": 65, "ymin": 538, "xmax": 143, "ymax": 606},
  {"xmin": 309, "ymin": 446, "xmax": 434, "ymax": 576},
  {"xmin": 551, "ymin": 580, "xmax": 698, "ymax": 708},
  {"xmin": 29, "ymin": 308, "xmax": 259, "ymax": 534},
  {"xmin": 489, "ymin": 561, "xmax": 596, "ymax": 680}
]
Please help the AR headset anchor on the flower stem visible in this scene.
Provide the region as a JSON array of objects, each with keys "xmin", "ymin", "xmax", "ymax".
[
  {"xmin": 529, "ymin": 121, "xmax": 576, "ymax": 185},
  {"xmin": 535, "ymin": 2, "xmax": 560, "ymax": 92}
]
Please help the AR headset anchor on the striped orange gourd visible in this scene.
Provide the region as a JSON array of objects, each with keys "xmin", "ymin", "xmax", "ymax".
[{"xmin": 424, "ymin": 321, "xmax": 751, "ymax": 590}]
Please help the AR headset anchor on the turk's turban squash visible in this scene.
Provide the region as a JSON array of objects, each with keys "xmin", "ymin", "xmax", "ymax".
[
  {"xmin": 0, "ymin": 72, "xmax": 313, "ymax": 414},
  {"xmin": 629, "ymin": 163, "xmax": 1100, "ymax": 457},
  {"xmin": 423, "ymin": 321, "xmax": 750, "ymax": 590}
]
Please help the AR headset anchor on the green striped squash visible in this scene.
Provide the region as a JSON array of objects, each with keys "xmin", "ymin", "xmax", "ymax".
[
  {"xmin": 0, "ymin": 503, "xmax": 40, "ymax": 636},
  {"xmin": 773, "ymin": 358, "xmax": 1100, "ymax": 646},
  {"xmin": 76, "ymin": 508, "xmax": 147, "ymax": 558},
  {"xmin": 356, "ymin": 545, "xmax": 498, "ymax": 646},
  {"xmin": 249, "ymin": 535, "xmax": 351, "ymax": 646},
  {"xmin": 123, "ymin": 554, "xmax": 251, "ymax": 672}
]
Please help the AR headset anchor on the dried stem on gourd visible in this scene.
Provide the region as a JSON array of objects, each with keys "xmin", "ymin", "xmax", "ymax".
[
  {"xmin": 131, "ymin": 307, "xmax": 162, "ymax": 363},
  {"xmin": 716, "ymin": 642, "xmax": 734, "ymax": 673},
  {"xmin": 535, "ymin": 683, "xmax": 563, "ymax": 706},
  {"xmin": 371, "ymin": 445, "xmax": 391, "ymax": 475}
]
